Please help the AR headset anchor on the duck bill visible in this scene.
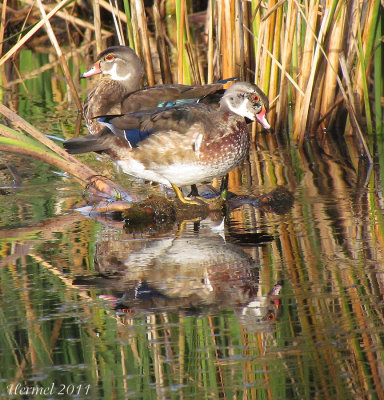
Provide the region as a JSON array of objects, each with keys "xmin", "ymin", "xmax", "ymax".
[
  {"xmin": 80, "ymin": 61, "xmax": 102, "ymax": 78},
  {"xmin": 255, "ymin": 107, "xmax": 271, "ymax": 130}
]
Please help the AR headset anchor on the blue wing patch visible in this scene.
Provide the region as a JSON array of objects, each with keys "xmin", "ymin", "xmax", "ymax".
[
  {"xmin": 157, "ymin": 98, "xmax": 197, "ymax": 108},
  {"xmin": 215, "ymin": 77, "xmax": 238, "ymax": 84},
  {"xmin": 123, "ymin": 129, "xmax": 150, "ymax": 147},
  {"xmin": 98, "ymin": 116, "xmax": 150, "ymax": 148}
]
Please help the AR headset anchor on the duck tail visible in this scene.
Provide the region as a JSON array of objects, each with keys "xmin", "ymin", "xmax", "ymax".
[{"xmin": 63, "ymin": 128, "xmax": 113, "ymax": 155}]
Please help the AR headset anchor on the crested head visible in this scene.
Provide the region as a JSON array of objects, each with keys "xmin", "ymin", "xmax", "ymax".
[
  {"xmin": 81, "ymin": 46, "xmax": 145, "ymax": 91},
  {"xmin": 219, "ymin": 82, "xmax": 270, "ymax": 130}
]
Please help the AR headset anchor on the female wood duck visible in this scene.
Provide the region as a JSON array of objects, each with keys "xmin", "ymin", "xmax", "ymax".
[
  {"xmin": 65, "ymin": 81, "xmax": 270, "ymax": 204},
  {"xmin": 82, "ymin": 46, "xmax": 144, "ymax": 135},
  {"xmin": 82, "ymin": 45, "xmax": 239, "ymax": 135}
]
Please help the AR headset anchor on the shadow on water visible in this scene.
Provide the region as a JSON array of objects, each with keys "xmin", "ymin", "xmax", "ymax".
[{"xmin": 1, "ymin": 54, "xmax": 384, "ymax": 400}]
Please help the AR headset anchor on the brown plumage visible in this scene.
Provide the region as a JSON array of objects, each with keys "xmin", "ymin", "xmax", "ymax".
[
  {"xmin": 81, "ymin": 46, "xmax": 236, "ymax": 135},
  {"xmin": 65, "ymin": 82, "xmax": 270, "ymax": 203},
  {"xmin": 82, "ymin": 46, "xmax": 145, "ymax": 135}
]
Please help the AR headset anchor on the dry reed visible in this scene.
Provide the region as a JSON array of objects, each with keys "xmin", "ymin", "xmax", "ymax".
[
  {"xmin": 0, "ymin": 1, "xmax": 382, "ymax": 141},
  {"xmin": 1, "ymin": 6, "xmax": 384, "ymax": 397}
]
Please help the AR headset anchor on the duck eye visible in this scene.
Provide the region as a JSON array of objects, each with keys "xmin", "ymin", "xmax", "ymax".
[
  {"xmin": 251, "ymin": 94, "xmax": 260, "ymax": 102},
  {"xmin": 105, "ymin": 54, "xmax": 115, "ymax": 62},
  {"xmin": 266, "ymin": 313, "xmax": 275, "ymax": 321}
]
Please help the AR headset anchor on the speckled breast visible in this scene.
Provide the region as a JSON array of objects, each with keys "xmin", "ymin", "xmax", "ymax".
[{"xmin": 198, "ymin": 120, "xmax": 250, "ymax": 174}]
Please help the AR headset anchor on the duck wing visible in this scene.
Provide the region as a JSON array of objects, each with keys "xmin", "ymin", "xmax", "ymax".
[
  {"xmin": 65, "ymin": 104, "xmax": 216, "ymax": 154},
  {"xmin": 120, "ymin": 78, "xmax": 237, "ymax": 113},
  {"xmin": 101, "ymin": 103, "xmax": 216, "ymax": 144}
]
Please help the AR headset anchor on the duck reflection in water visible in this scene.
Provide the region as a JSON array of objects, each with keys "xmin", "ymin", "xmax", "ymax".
[{"xmin": 74, "ymin": 217, "xmax": 282, "ymax": 332}]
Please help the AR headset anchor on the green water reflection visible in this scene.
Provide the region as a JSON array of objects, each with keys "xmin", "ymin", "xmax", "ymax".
[{"xmin": 1, "ymin": 50, "xmax": 384, "ymax": 400}]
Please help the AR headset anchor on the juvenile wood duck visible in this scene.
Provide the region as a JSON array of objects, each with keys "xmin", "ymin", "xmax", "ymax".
[
  {"xmin": 65, "ymin": 82, "xmax": 270, "ymax": 204},
  {"xmin": 81, "ymin": 45, "xmax": 239, "ymax": 135}
]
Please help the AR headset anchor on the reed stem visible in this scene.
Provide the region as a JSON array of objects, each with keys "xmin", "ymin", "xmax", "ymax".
[{"xmin": 0, "ymin": 0, "xmax": 382, "ymax": 145}]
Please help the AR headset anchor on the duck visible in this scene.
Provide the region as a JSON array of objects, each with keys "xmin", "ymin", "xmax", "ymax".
[
  {"xmin": 81, "ymin": 45, "xmax": 241, "ymax": 135},
  {"xmin": 64, "ymin": 81, "xmax": 270, "ymax": 204},
  {"xmin": 81, "ymin": 46, "xmax": 144, "ymax": 135}
]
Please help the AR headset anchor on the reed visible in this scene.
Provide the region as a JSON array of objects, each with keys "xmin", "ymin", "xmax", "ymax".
[
  {"xmin": 1, "ymin": 4, "xmax": 384, "ymax": 398},
  {"xmin": 93, "ymin": 0, "xmax": 103, "ymax": 53},
  {"xmin": 374, "ymin": 10, "xmax": 383, "ymax": 135},
  {"xmin": 0, "ymin": 1, "xmax": 382, "ymax": 145}
]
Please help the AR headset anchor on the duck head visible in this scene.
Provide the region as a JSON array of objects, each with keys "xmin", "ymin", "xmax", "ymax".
[
  {"xmin": 220, "ymin": 82, "xmax": 271, "ymax": 130},
  {"xmin": 80, "ymin": 46, "xmax": 145, "ymax": 90}
]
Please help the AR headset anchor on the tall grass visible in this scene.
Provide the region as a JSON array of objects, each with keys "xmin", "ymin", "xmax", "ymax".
[
  {"xmin": 0, "ymin": 0, "xmax": 382, "ymax": 143},
  {"xmin": 1, "ymin": 3, "xmax": 384, "ymax": 398}
]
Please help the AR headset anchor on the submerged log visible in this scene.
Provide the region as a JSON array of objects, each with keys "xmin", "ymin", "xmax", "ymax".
[{"xmin": 78, "ymin": 175, "xmax": 294, "ymax": 223}]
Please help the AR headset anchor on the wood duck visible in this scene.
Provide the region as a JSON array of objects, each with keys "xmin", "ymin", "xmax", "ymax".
[
  {"xmin": 81, "ymin": 45, "xmax": 239, "ymax": 135},
  {"xmin": 65, "ymin": 82, "xmax": 270, "ymax": 204},
  {"xmin": 82, "ymin": 46, "xmax": 144, "ymax": 135}
]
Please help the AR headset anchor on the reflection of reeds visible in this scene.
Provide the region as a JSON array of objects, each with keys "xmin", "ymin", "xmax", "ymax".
[
  {"xmin": 0, "ymin": 3, "xmax": 384, "ymax": 397},
  {"xmin": 2, "ymin": 138, "xmax": 384, "ymax": 397}
]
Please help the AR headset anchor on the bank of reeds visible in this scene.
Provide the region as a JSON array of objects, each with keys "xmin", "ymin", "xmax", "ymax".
[
  {"xmin": 0, "ymin": 0, "xmax": 383, "ymax": 147},
  {"xmin": 1, "ymin": 4, "xmax": 384, "ymax": 397}
]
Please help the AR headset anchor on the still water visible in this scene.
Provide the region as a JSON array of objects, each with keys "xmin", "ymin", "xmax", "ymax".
[{"xmin": 1, "ymin": 88, "xmax": 384, "ymax": 399}]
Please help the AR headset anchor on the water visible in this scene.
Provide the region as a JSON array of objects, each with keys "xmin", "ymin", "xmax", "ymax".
[{"xmin": 1, "ymin": 60, "xmax": 384, "ymax": 399}]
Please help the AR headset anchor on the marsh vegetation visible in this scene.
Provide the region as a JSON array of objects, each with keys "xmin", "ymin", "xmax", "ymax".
[{"xmin": 0, "ymin": 1, "xmax": 384, "ymax": 399}]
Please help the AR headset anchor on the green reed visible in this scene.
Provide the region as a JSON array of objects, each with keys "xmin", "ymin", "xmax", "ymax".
[
  {"xmin": 1, "ymin": 0, "xmax": 383, "ymax": 144},
  {"xmin": 1, "ymin": 3, "xmax": 384, "ymax": 399},
  {"xmin": 1, "ymin": 69, "xmax": 384, "ymax": 399}
]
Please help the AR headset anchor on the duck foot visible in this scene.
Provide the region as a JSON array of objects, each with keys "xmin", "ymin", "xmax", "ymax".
[
  {"xmin": 171, "ymin": 184, "xmax": 206, "ymax": 206},
  {"xmin": 188, "ymin": 184, "xmax": 200, "ymax": 197}
]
